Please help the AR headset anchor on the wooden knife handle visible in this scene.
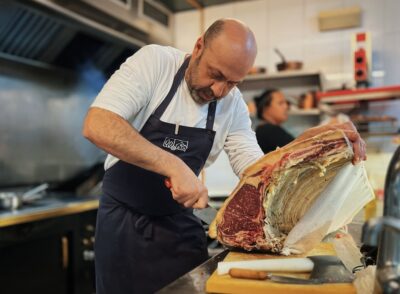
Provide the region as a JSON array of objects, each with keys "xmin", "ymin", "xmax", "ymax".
[{"xmin": 229, "ymin": 268, "xmax": 270, "ymax": 280}]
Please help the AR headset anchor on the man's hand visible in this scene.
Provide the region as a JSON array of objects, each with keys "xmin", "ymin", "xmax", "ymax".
[
  {"xmin": 166, "ymin": 167, "xmax": 208, "ymax": 209},
  {"xmin": 296, "ymin": 121, "xmax": 366, "ymax": 164}
]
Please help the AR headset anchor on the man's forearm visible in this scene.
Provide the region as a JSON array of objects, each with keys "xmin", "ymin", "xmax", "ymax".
[{"xmin": 82, "ymin": 107, "xmax": 184, "ymax": 177}]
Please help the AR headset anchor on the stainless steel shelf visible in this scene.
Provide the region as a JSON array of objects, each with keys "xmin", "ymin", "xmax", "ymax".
[
  {"xmin": 360, "ymin": 132, "xmax": 399, "ymax": 137},
  {"xmin": 238, "ymin": 71, "xmax": 323, "ymax": 91},
  {"xmin": 289, "ymin": 108, "xmax": 321, "ymax": 115}
]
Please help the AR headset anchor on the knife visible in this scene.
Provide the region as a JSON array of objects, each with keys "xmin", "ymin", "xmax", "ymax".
[
  {"xmin": 193, "ymin": 205, "xmax": 218, "ymax": 225},
  {"xmin": 229, "ymin": 268, "xmax": 324, "ymax": 284},
  {"xmin": 164, "ymin": 178, "xmax": 218, "ymax": 225},
  {"xmin": 226, "ymin": 255, "xmax": 354, "ymax": 284}
]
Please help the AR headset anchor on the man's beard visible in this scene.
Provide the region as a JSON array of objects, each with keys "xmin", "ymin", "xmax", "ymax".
[
  {"xmin": 189, "ymin": 87, "xmax": 216, "ymax": 105},
  {"xmin": 186, "ymin": 56, "xmax": 217, "ymax": 105}
]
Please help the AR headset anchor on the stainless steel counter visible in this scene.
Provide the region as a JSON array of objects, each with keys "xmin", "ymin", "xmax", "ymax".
[{"xmin": 0, "ymin": 193, "xmax": 99, "ymax": 227}]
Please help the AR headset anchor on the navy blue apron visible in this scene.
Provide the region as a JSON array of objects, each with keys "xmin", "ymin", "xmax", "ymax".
[{"xmin": 95, "ymin": 57, "xmax": 217, "ymax": 294}]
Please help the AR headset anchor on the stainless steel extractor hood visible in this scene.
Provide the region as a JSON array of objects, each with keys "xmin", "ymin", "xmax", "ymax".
[
  {"xmin": 0, "ymin": 0, "xmax": 172, "ymax": 75},
  {"xmin": 0, "ymin": 0, "xmax": 174, "ymax": 188}
]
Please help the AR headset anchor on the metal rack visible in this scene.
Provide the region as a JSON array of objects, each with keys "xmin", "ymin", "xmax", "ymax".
[
  {"xmin": 317, "ymin": 85, "xmax": 400, "ymax": 104},
  {"xmin": 289, "ymin": 108, "xmax": 321, "ymax": 116},
  {"xmin": 238, "ymin": 70, "xmax": 324, "ymax": 91},
  {"xmin": 317, "ymin": 86, "xmax": 400, "ymax": 139},
  {"xmin": 239, "ymin": 70, "xmax": 324, "ymax": 116}
]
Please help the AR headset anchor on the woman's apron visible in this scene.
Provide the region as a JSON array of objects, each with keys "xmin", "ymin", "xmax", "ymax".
[{"xmin": 95, "ymin": 57, "xmax": 217, "ymax": 294}]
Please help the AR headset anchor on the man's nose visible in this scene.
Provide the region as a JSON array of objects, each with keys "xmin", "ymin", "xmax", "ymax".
[{"xmin": 210, "ymin": 81, "xmax": 227, "ymax": 98}]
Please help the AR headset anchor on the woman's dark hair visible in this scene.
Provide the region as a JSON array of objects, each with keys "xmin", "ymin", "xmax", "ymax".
[{"xmin": 254, "ymin": 88, "xmax": 278, "ymax": 119}]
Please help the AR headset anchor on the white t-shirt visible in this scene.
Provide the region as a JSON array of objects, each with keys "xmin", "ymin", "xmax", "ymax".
[{"xmin": 91, "ymin": 44, "xmax": 263, "ymax": 177}]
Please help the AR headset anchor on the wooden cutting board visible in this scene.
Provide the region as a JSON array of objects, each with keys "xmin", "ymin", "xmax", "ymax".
[{"xmin": 206, "ymin": 243, "xmax": 356, "ymax": 294}]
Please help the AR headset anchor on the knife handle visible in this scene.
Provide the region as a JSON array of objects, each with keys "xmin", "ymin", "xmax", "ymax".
[
  {"xmin": 229, "ymin": 268, "xmax": 271, "ymax": 280},
  {"xmin": 164, "ymin": 178, "xmax": 172, "ymax": 189},
  {"xmin": 164, "ymin": 178, "xmax": 211, "ymax": 210}
]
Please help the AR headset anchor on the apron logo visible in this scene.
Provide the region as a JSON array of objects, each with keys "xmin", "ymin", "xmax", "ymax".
[{"xmin": 163, "ymin": 137, "xmax": 189, "ymax": 152}]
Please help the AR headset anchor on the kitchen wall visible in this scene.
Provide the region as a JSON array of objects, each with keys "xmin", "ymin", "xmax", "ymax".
[
  {"xmin": 174, "ymin": 0, "xmax": 400, "ymax": 88},
  {"xmin": 173, "ymin": 0, "xmax": 400, "ymax": 198},
  {"xmin": 0, "ymin": 62, "xmax": 105, "ymax": 186}
]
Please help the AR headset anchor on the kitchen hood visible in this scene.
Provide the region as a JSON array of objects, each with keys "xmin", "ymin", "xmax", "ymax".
[
  {"xmin": 0, "ymin": 0, "xmax": 173, "ymax": 76},
  {"xmin": 0, "ymin": 0, "xmax": 173, "ymax": 188}
]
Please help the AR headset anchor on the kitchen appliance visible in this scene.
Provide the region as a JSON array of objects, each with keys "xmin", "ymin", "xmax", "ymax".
[
  {"xmin": 352, "ymin": 32, "xmax": 371, "ymax": 88},
  {"xmin": 0, "ymin": 0, "xmax": 132, "ymax": 188},
  {"xmin": 274, "ymin": 48, "xmax": 303, "ymax": 71},
  {"xmin": 0, "ymin": 0, "xmax": 173, "ymax": 84},
  {"xmin": 362, "ymin": 146, "xmax": 400, "ymax": 293},
  {"xmin": 79, "ymin": 0, "xmax": 172, "ymax": 40},
  {"xmin": 0, "ymin": 183, "xmax": 49, "ymax": 210}
]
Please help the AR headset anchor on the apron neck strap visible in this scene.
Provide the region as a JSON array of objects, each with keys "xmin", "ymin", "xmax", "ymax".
[
  {"xmin": 206, "ymin": 101, "xmax": 217, "ymax": 131},
  {"xmin": 153, "ymin": 56, "xmax": 190, "ymax": 119},
  {"xmin": 153, "ymin": 55, "xmax": 217, "ymax": 131}
]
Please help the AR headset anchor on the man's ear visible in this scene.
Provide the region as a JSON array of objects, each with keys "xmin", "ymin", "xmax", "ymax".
[{"xmin": 193, "ymin": 36, "xmax": 204, "ymax": 58}]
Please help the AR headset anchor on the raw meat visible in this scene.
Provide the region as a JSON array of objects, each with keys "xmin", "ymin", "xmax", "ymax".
[{"xmin": 209, "ymin": 130, "xmax": 354, "ymax": 253}]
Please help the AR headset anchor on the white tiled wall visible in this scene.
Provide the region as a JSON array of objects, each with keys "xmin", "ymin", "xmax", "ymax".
[
  {"xmin": 174, "ymin": 0, "xmax": 400, "ymax": 86},
  {"xmin": 173, "ymin": 0, "xmax": 400, "ymax": 195}
]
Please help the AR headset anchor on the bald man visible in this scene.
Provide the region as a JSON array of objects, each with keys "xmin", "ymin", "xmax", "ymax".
[{"xmin": 83, "ymin": 18, "xmax": 366, "ymax": 294}]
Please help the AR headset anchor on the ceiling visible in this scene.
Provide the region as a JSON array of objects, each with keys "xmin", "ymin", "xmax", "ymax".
[{"xmin": 156, "ymin": 0, "xmax": 247, "ymax": 13}]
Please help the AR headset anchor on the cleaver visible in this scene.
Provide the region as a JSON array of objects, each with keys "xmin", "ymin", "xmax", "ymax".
[
  {"xmin": 164, "ymin": 178, "xmax": 217, "ymax": 224},
  {"xmin": 228, "ymin": 255, "xmax": 354, "ymax": 284}
]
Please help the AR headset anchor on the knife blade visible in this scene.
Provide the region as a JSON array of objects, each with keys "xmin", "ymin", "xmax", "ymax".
[
  {"xmin": 164, "ymin": 178, "xmax": 218, "ymax": 224},
  {"xmin": 269, "ymin": 275, "xmax": 324, "ymax": 284},
  {"xmin": 193, "ymin": 205, "xmax": 218, "ymax": 225}
]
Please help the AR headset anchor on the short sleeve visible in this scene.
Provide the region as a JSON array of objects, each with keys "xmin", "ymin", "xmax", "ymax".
[
  {"xmin": 90, "ymin": 45, "xmax": 162, "ymax": 120},
  {"xmin": 224, "ymin": 92, "xmax": 264, "ymax": 177}
]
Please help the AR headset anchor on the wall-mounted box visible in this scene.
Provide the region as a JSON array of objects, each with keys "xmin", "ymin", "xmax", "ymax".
[{"xmin": 318, "ymin": 6, "xmax": 361, "ymax": 31}]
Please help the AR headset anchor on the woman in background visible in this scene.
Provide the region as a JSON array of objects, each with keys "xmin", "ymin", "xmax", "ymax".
[{"xmin": 254, "ymin": 89, "xmax": 294, "ymax": 153}]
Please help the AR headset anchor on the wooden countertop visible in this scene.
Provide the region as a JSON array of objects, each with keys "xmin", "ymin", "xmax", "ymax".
[{"xmin": 0, "ymin": 194, "xmax": 99, "ymax": 228}]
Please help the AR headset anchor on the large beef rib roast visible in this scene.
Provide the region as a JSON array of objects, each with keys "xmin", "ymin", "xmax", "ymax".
[{"xmin": 209, "ymin": 130, "xmax": 362, "ymax": 253}]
